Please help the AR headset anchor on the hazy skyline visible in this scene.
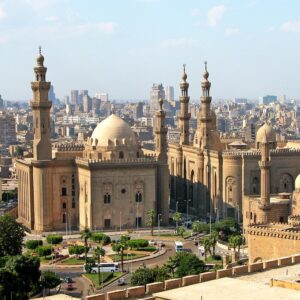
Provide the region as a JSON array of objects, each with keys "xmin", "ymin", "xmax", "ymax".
[{"xmin": 1, "ymin": 0, "xmax": 300, "ymax": 101}]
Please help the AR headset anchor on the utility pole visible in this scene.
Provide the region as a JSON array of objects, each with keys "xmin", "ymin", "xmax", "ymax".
[
  {"xmin": 158, "ymin": 214, "xmax": 162, "ymax": 238},
  {"xmin": 176, "ymin": 201, "xmax": 178, "ymax": 233}
]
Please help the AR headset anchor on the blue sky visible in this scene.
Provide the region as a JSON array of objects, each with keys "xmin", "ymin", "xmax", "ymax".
[{"xmin": 1, "ymin": 0, "xmax": 300, "ymax": 101}]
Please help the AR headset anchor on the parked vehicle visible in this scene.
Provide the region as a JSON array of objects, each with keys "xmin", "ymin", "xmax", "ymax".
[
  {"xmin": 83, "ymin": 262, "xmax": 120, "ymax": 273},
  {"xmin": 149, "ymin": 240, "xmax": 156, "ymax": 246},
  {"xmin": 174, "ymin": 241, "xmax": 183, "ymax": 252},
  {"xmin": 117, "ymin": 278, "xmax": 126, "ymax": 286}
]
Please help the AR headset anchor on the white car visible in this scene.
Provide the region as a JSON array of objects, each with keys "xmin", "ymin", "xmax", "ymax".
[{"xmin": 149, "ymin": 240, "xmax": 156, "ymax": 246}]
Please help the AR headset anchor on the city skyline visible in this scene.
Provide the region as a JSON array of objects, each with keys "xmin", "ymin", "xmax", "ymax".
[{"xmin": 1, "ymin": 0, "xmax": 300, "ymax": 101}]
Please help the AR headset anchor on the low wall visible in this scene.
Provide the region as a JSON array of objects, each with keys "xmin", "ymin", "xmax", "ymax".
[
  {"xmin": 232, "ymin": 265, "xmax": 248, "ymax": 276},
  {"xmin": 200, "ymin": 271, "xmax": 216, "ymax": 282},
  {"xmin": 263, "ymin": 259, "xmax": 278, "ymax": 269},
  {"xmin": 146, "ymin": 282, "xmax": 164, "ymax": 294},
  {"xmin": 84, "ymin": 254, "xmax": 300, "ymax": 300},
  {"xmin": 182, "ymin": 275, "xmax": 200, "ymax": 286},
  {"xmin": 292, "ymin": 254, "xmax": 300, "ymax": 264},
  {"xmin": 126, "ymin": 286, "xmax": 145, "ymax": 299},
  {"xmin": 217, "ymin": 268, "xmax": 233, "ymax": 279},
  {"xmin": 164, "ymin": 278, "xmax": 182, "ymax": 290},
  {"xmin": 278, "ymin": 256, "xmax": 292, "ymax": 267},
  {"xmin": 271, "ymin": 279, "xmax": 300, "ymax": 291},
  {"xmin": 107, "ymin": 290, "xmax": 126, "ymax": 300},
  {"xmin": 248, "ymin": 262, "xmax": 263, "ymax": 273}
]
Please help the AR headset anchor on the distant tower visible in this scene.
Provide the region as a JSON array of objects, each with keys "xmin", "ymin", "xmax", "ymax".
[
  {"xmin": 155, "ymin": 98, "xmax": 168, "ymax": 162},
  {"xmin": 258, "ymin": 130, "xmax": 271, "ymax": 222},
  {"xmin": 31, "ymin": 47, "xmax": 52, "ymax": 160},
  {"xmin": 179, "ymin": 64, "xmax": 191, "ymax": 145},
  {"xmin": 200, "ymin": 61, "xmax": 212, "ymax": 149}
]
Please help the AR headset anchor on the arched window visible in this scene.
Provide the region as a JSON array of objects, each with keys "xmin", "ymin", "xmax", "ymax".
[
  {"xmin": 135, "ymin": 191, "xmax": 142, "ymax": 202},
  {"xmin": 104, "ymin": 193, "xmax": 111, "ymax": 204},
  {"xmin": 119, "ymin": 151, "xmax": 124, "ymax": 159},
  {"xmin": 62, "ymin": 202, "xmax": 66, "ymax": 209}
]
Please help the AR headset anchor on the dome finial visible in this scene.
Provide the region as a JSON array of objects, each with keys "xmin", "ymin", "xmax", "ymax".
[
  {"xmin": 39, "ymin": 45, "xmax": 42, "ymax": 55},
  {"xmin": 36, "ymin": 45, "xmax": 44, "ymax": 67},
  {"xmin": 181, "ymin": 64, "xmax": 187, "ymax": 82},
  {"xmin": 203, "ymin": 61, "xmax": 209, "ymax": 80}
]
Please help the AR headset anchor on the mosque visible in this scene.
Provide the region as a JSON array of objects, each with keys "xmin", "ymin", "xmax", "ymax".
[
  {"xmin": 16, "ymin": 50, "xmax": 300, "ymax": 235},
  {"xmin": 16, "ymin": 50, "xmax": 168, "ymax": 233}
]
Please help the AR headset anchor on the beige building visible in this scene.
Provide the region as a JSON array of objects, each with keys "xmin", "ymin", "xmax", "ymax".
[
  {"xmin": 169, "ymin": 63, "xmax": 300, "ymax": 223},
  {"xmin": 16, "ymin": 50, "xmax": 169, "ymax": 233}
]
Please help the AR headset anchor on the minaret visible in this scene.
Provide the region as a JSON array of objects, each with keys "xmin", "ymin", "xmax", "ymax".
[
  {"xmin": 155, "ymin": 98, "xmax": 168, "ymax": 162},
  {"xmin": 258, "ymin": 130, "xmax": 271, "ymax": 222},
  {"xmin": 179, "ymin": 64, "xmax": 191, "ymax": 145},
  {"xmin": 31, "ymin": 47, "xmax": 52, "ymax": 160},
  {"xmin": 200, "ymin": 61, "xmax": 212, "ymax": 149}
]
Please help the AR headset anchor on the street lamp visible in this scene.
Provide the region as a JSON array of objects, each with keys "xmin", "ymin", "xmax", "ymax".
[
  {"xmin": 63, "ymin": 212, "xmax": 68, "ymax": 239},
  {"xmin": 184, "ymin": 199, "xmax": 191, "ymax": 229},
  {"xmin": 158, "ymin": 214, "xmax": 162, "ymax": 238},
  {"xmin": 120, "ymin": 211, "xmax": 122, "ymax": 232},
  {"xmin": 175, "ymin": 201, "xmax": 179, "ymax": 233},
  {"xmin": 136, "ymin": 202, "xmax": 139, "ymax": 233}
]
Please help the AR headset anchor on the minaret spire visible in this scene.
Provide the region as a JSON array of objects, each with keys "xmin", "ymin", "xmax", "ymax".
[
  {"xmin": 258, "ymin": 130, "xmax": 271, "ymax": 223},
  {"xmin": 179, "ymin": 64, "xmax": 190, "ymax": 145},
  {"xmin": 155, "ymin": 98, "xmax": 168, "ymax": 162},
  {"xmin": 31, "ymin": 48, "xmax": 52, "ymax": 160}
]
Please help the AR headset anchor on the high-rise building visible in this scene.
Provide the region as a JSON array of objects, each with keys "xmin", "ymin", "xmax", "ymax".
[
  {"xmin": 150, "ymin": 84, "xmax": 165, "ymax": 115},
  {"xmin": 95, "ymin": 93, "xmax": 109, "ymax": 102},
  {"xmin": 259, "ymin": 95, "xmax": 277, "ymax": 105},
  {"xmin": 0, "ymin": 111, "xmax": 16, "ymax": 145},
  {"xmin": 70, "ymin": 90, "xmax": 79, "ymax": 105},
  {"xmin": 49, "ymin": 85, "xmax": 59, "ymax": 105},
  {"xmin": 83, "ymin": 95, "xmax": 92, "ymax": 113},
  {"xmin": 133, "ymin": 102, "xmax": 144, "ymax": 119},
  {"xmin": 0, "ymin": 95, "xmax": 4, "ymax": 109},
  {"xmin": 165, "ymin": 86, "xmax": 174, "ymax": 102}
]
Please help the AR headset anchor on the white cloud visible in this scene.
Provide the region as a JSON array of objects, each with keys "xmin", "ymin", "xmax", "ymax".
[
  {"xmin": 160, "ymin": 38, "xmax": 196, "ymax": 48},
  {"xmin": 225, "ymin": 27, "xmax": 239, "ymax": 36},
  {"xmin": 190, "ymin": 9, "xmax": 201, "ymax": 17},
  {"xmin": 96, "ymin": 22, "xmax": 117, "ymax": 34},
  {"xmin": 207, "ymin": 4, "xmax": 225, "ymax": 27},
  {"xmin": 0, "ymin": 4, "xmax": 7, "ymax": 21},
  {"xmin": 45, "ymin": 16, "xmax": 58, "ymax": 22},
  {"xmin": 280, "ymin": 21, "xmax": 300, "ymax": 32}
]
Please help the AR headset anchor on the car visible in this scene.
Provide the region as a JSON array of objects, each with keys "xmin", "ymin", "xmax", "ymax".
[
  {"xmin": 156, "ymin": 241, "xmax": 165, "ymax": 247},
  {"xmin": 64, "ymin": 277, "xmax": 74, "ymax": 283},
  {"xmin": 148, "ymin": 240, "xmax": 156, "ymax": 246},
  {"xmin": 117, "ymin": 278, "xmax": 126, "ymax": 286}
]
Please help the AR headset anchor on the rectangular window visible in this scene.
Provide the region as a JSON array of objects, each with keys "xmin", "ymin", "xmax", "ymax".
[
  {"xmin": 72, "ymin": 190, "xmax": 75, "ymax": 196},
  {"xmin": 72, "ymin": 201, "xmax": 75, "ymax": 208},
  {"xmin": 72, "ymin": 178, "xmax": 75, "ymax": 184},
  {"xmin": 62, "ymin": 214, "xmax": 66, "ymax": 223},
  {"xmin": 104, "ymin": 219, "xmax": 111, "ymax": 228},
  {"xmin": 135, "ymin": 217, "xmax": 142, "ymax": 227},
  {"xmin": 61, "ymin": 187, "xmax": 67, "ymax": 196}
]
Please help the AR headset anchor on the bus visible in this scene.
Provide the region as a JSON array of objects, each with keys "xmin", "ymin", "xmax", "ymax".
[
  {"xmin": 83, "ymin": 262, "xmax": 120, "ymax": 273},
  {"xmin": 174, "ymin": 241, "xmax": 183, "ymax": 252}
]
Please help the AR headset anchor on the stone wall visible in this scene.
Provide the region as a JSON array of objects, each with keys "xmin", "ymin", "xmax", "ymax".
[{"xmin": 85, "ymin": 254, "xmax": 300, "ymax": 300}]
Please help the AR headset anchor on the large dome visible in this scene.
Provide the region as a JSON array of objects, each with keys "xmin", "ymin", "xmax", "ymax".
[
  {"xmin": 295, "ymin": 174, "xmax": 300, "ymax": 190},
  {"xmin": 256, "ymin": 123, "xmax": 276, "ymax": 144},
  {"xmin": 91, "ymin": 114, "xmax": 137, "ymax": 147}
]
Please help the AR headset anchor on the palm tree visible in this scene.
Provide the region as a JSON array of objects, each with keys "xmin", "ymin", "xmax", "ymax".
[
  {"xmin": 228, "ymin": 235, "xmax": 238, "ymax": 253},
  {"xmin": 210, "ymin": 230, "xmax": 219, "ymax": 256},
  {"xmin": 81, "ymin": 228, "xmax": 92, "ymax": 265},
  {"xmin": 172, "ymin": 212, "xmax": 182, "ymax": 234},
  {"xmin": 146, "ymin": 209, "xmax": 155, "ymax": 236},
  {"xmin": 93, "ymin": 246, "xmax": 106, "ymax": 285},
  {"xmin": 235, "ymin": 234, "xmax": 243, "ymax": 257},
  {"xmin": 202, "ymin": 237, "xmax": 212, "ymax": 261}
]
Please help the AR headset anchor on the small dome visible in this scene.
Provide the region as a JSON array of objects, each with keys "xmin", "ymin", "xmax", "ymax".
[
  {"xmin": 295, "ymin": 174, "xmax": 300, "ymax": 190},
  {"xmin": 256, "ymin": 123, "xmax": 276, "ymax": 144},
  {"xmin": 91, "ymin": 114, "xmax": 137, "ymax": 147}
]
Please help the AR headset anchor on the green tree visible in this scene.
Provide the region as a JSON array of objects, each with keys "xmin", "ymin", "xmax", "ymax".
[
  {"xmin": 165, "ymin": 252, "xmax": 205, "ymax": 278},
  {"xmin": 93, "ymin": 246, "xmax": 106, "ymax": 286},
  {"xmin": 235, "ymin": 234, "xmax": 243, "ymax": 256},
  {"xmin": 177, "ymin": 226, "xmax": 186, "ymax": 237},
  {"xmin": 215, "ymin": 217, "xmax": 239, "ymax": 241},
  {"xmin": 192, "ymin": 221, "xmax": 209, "ymax": 234},
  {"xmin": 130, "ymin": 266, "xmax": 170, "ymax": 286},
  {"xmin": 172, "ymin": 212, "xmax": 182, "ymax": 234},
  {"xmin": 26, "ymin": 240, "xmax": 43, "ymax": 250},
  {"xmin": 0, "ymin": 268, "xmax": 15, "ymax": 300},
  {"xmin": 202, "ymin": 237, "xmax": 212, "ymax": 260},
  {"xmin": 41, "ymin": 270, "xmax": 61, "ymax": 295},
  {"xmin": 81, "ymin": 228, "xmax": 92, "ymax": 264},
  {"xmin": 0, "ymin": 215, "xmax": 25, "ymax": 256},
  {"xmin": 146, "ymin": 209, "xmax": 155, "ymax": 236},
  {"xmin": 46, "ymin": 235, "xmax": 63, "ymax": 245},
  {"xmin": 229, "ymin": 234, "xmax": 243, "ymax": 255},
  {"xmin": 68, "ymin": 245, "xmax": 85, "ymax": 256},
  {"xmin": 210, "ymin": 230, "xmax": 219, "ymax": 256},
  {"xmin": 36, "ymin": 245, "xmax": 52, "ymax": 258},
  {"xmin": 4, "ymin": 255, "xmax": 40, "ymax": 300}
]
